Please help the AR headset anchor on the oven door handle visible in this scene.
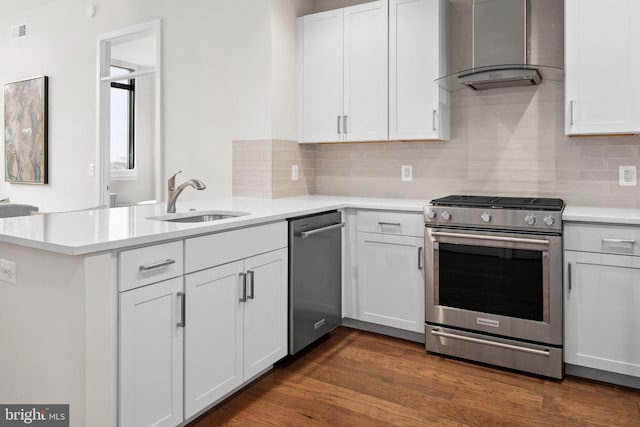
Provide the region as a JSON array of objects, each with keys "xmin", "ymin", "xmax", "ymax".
[
  {"xmin": 430, "ymin": 231, "xmax": 550, "ymax": 246},
  {"xmin": 431, "ymin": 329, "xmax": 550, "ymax": 357}
]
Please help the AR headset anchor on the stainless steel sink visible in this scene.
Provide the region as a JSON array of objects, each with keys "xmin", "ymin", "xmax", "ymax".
[{"xmin": 147, "ymin": 210, "xmax": 251, "ymax": 223}]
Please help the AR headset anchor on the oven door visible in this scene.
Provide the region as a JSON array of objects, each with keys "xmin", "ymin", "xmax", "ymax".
[{"xmin": 425, "ymin": 227, "xmax": 562, "ymax": 345}]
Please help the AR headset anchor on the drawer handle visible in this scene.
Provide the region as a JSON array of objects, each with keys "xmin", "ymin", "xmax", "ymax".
[
  {"xmin": 378, "ymin": 222, "xmax": 401, "ymax": 228},
  {"xmin": 602, "ymin": 238, "xmax": 636, "ymax": 246},
  {"xmin": 139, "ymin": 259, "xmax": 176, "ymax": 271},
  {"xmin": 431, "ymin": 329, "xmax": 550, "ymax": 357}
]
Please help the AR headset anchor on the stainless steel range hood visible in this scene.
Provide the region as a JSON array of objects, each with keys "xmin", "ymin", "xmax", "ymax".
[{"xmin": 436, "ymin": 0, "xmax": 563, "ymax": 91}]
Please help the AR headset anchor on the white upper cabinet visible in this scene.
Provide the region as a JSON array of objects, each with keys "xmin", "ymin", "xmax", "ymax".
[
  {"xmin": 300, "ymin": 1, "xmax": 388, "ymax": 143},
  {"xmin": 389, "ymin": 0, "xmax": 450, "ymax": 141},
  {"xmin": 565, "ymin": 0, "xmax": 640, "ymax": 135},
  {"xmin": 343, "ymin": 1, "xmax": 389, "ymax": 142},
  {"xmin": 300, "ymin": 9, "xmax": 344, "ymax": 143}
]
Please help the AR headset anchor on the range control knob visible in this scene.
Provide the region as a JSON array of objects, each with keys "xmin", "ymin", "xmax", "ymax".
[
  {"xmin": 524, "ymin": 215, "xmax": 536, "ymax": 225},
  {"xmin": 480, "ymin": 212, "xmax": 492, "ymax": 223},
  {"xmin": 543, "ymin": 215, "xmax": 555, "ymax": 226},
  {"xmin": 426, "ymin": 210, "xmax": 436, "ymax": 219},
  {"xmin": 441, "ymin": 210, "xmax": 451, "ymax": 221}
]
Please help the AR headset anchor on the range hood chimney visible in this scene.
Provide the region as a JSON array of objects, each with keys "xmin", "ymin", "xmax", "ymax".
[{"xmin": 436, "ymin": 0, "xmax": 563, "ymax": 91}]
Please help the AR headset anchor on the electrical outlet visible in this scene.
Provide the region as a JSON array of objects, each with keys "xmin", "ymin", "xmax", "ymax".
[
  {"xmin": 401, "ymin": 165, "xmax": 413, "ymax": 182},
  {"xmin": 619, "ymin": 166, "xmax": 637, "ymax": 186},
  {"xmin": 291, "ymin": 165, "xmax": 299, "ymax": 181},
  {"xmin": 0, "ymin": 259, "xmax": 16, "ymax": 284}
]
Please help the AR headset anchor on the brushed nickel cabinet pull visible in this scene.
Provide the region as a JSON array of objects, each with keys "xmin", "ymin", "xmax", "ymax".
[
  {"xmin": 247, "ymin": 270, "xmax": 255, "ymax": 300},
  {"xmin": 432, "ymin": 109, "xmax": 437, "ymax": 132},
  {"xmin": 569, "ymin": 100, "xmax": 574, "ymax": 126},
  {"xmin": 177, "ymin": 292, "xmax": 185, "ymax": 328},
  {"xmin": 139, "ymin": 259, "xmax": 175, "ymax": 271},
  {"xmin": 239, "ymin": 272, "xmax": 247, "ymax": 303}
]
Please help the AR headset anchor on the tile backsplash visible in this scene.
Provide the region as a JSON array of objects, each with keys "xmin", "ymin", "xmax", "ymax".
[
  {"xmin": 233, "ymin": 139, "xmax": 315, "ymax": 198},
  {"xmin": 314, "ymin": 81, "xmax": 640, "ymax": 208}
]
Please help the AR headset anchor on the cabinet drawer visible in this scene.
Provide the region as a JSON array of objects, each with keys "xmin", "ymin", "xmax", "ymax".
[
  {"xmin": 119, "ymin": 241, "xmax": 184, "ymax": 292},
  {"xmin": 357, "ymin": 210, "xmax": 423, "ymax": 237},
  {"xmin": 185, "ymin": 221, "xmax": 287, "ymax": 273},
  {"xmin": 564, "ymin": 223, "xmax": 640, "ymax": 256}
]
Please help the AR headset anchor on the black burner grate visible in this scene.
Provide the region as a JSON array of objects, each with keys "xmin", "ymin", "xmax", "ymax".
[{"xmin": 431, "ymin": 195, "xmax": 564, "ymax": 211}]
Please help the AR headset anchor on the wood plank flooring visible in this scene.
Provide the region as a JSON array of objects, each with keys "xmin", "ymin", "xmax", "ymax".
[{"xmin": 188, "ymin": 327, "xmax": 640, "ymax": 426}]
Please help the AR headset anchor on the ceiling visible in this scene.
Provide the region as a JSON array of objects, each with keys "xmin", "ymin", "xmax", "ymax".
[{"xmin": 0, "ymin": 0, "xmax": 58, "ymax": 17}]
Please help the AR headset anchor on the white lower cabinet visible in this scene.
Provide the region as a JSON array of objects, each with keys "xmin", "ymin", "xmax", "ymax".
[
  {"xmin": 119, "ymin": 277, "xmax": 184, "ymax": 427},
  {"xmin": 354, "ymin": 210, "xmax": 425, "ymax": 333},
  {"xmin": 564, "ymin": 223, "xmax": 640, "ymax": 378},
  {"xmin": 118, "ymin": 222, "xmax": 288, "ymax": 426},
  {"xmin": 242, "ymin": 250, "xmax": 288, "ymax": 379},
  {"xmin": 184, "ymin": 248, "xmax": 288, "ymax": 420},
  {"xmin": 184, "ymin": 261, "xmax": 244, "ymax": 418}
]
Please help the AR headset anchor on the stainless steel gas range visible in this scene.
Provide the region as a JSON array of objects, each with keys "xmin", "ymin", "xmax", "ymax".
[{"xmin": 423, "ymin": 195, "xmax": 564, "ymax": 379}]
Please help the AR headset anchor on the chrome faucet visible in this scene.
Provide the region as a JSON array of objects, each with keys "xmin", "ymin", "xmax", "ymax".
[{"xmin": 166, "ymin": 171, "xmax": 206, "ymax": 213}]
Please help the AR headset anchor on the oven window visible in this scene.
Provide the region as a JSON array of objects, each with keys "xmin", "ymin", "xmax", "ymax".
[{"xmin": 438, "ymin": 243, "xmax": 543, "ymax": 321}]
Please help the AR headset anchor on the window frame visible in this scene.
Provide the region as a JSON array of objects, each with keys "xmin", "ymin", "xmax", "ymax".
[{"xmin": 109, "ymin": 62, "xmax": 137, "ymax": 180}]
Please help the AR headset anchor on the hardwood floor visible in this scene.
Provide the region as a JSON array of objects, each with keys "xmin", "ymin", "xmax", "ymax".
[{"xmin": 188, "ymin": 327, "xmax": 640, "ymax": 426}]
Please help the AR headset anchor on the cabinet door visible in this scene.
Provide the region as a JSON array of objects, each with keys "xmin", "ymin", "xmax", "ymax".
[
  {"xmin": 357, "ymin": 232, "xmax": 425, "ymax": 333},
  {"xmin": 184, "ymin": 261, "xmax": 244, "ymax": 419},
  {"xmin": 389, "ymin": 0, "xmax": 448, "ymax": 140},
  {"xmin": 243, "ymin": 249, "xmax": 288, "ymax": 379},
  {"xmin": 119, "ymin": 277, "xmax": 183, "ymax": 427},
  {"xmin": 565, "ymin": 251, "xmax": 640, "ymax": 377},
  {"xmin": 343, "ymin": 0, "xmax": 388, "ymax": 141},
  {"xmin": 301, "ymin": 9, "xmax": 344, "ymax": 143},
  {"xmin": 565, "ymin": 0, "xmax": 640, "ymax": 135}
]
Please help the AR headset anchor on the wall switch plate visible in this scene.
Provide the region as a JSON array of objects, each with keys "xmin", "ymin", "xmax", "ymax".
[
  {"xmin": 291, "ymin": 164, "xmax": 299, "ymax": 181},
  {"xmin": 89, "ymin": 163, "xmax": 95, "ymax": 176},
  {"xmin": 401, "ymin": 165, "xmax": 413, "ymax": 182},
  {"xmin": 0, "ymin": 259, "xmax": 16, "ymax": 284},
  {"xmin": 619, "ymin": 166, "xmax": 637, "ymax": 186}
]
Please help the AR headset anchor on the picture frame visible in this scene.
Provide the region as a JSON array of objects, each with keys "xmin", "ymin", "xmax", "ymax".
[{"xmin": 4, "ymin": 75, "xmax": 48, "ymax": 184}]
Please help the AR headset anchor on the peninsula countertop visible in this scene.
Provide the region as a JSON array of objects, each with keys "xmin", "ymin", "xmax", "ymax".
[{"xmin": 0, "ymin": 196, "xmax": 428, "ymax": 255}]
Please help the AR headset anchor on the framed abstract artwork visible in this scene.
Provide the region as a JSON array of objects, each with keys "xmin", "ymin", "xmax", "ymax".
[{"xmin": 4, "ymin": 75, "xmax": 48, "ymax": 184}]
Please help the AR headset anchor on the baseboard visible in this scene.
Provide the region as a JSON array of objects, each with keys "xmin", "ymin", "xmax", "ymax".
[
  {"xmin": 565, "ymin": 363, "xmax": 640, "ymax": 390},
  {"xmin": 341, "ymin": 317, "xmax": 425, "ymax": 344}
]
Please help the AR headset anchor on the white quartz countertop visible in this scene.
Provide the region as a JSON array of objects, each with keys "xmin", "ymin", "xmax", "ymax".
[
  {"xmin": 563, "ymin": 205, "xmax": 640, "ymax": 225},
  {"xmin": 0, "ymin": 196, "xmax": 427, "ymax": 255}
]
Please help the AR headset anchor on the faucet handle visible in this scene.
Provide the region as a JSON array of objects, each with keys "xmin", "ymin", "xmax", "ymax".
[{"xmin": 168, "ymin": 171, "xmax": 182, "ymax": 190}]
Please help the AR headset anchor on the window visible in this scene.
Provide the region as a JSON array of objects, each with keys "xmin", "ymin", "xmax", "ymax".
[{"xmin": 110, "ymin": 65, "xmax": 135, "ymax": 174}]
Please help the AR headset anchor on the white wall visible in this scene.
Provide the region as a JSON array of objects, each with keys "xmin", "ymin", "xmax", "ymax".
[{"xmin": 0, "ymin": 0, "xmax": 290, "ymax": 212}]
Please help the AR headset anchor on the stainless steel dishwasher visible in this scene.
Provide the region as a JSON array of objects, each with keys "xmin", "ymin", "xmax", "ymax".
[{"xmin": 288, "ymin": 210, "xmax": 344, "ymax": 355}]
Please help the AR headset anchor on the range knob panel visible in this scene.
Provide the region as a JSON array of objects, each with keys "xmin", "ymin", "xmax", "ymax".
[
  {"xmin": 441, "ymin": 210, "xmax": 451, "ymax": 221},
  {"xmin": 543, "ymin": 215, "xmax": 555, "ymax": 226},
  {"xmin": 480, "ymin": 212, "xmax": 491, "ymax": 223},
  {"xmin": 524, "ymin": 215, "xmax": 536, "ymax": 225}
]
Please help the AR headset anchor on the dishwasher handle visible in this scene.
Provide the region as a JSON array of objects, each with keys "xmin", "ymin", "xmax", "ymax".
[{"xmin": 299, "ymin": 222, "xmax": 345, "ymax": 239}]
